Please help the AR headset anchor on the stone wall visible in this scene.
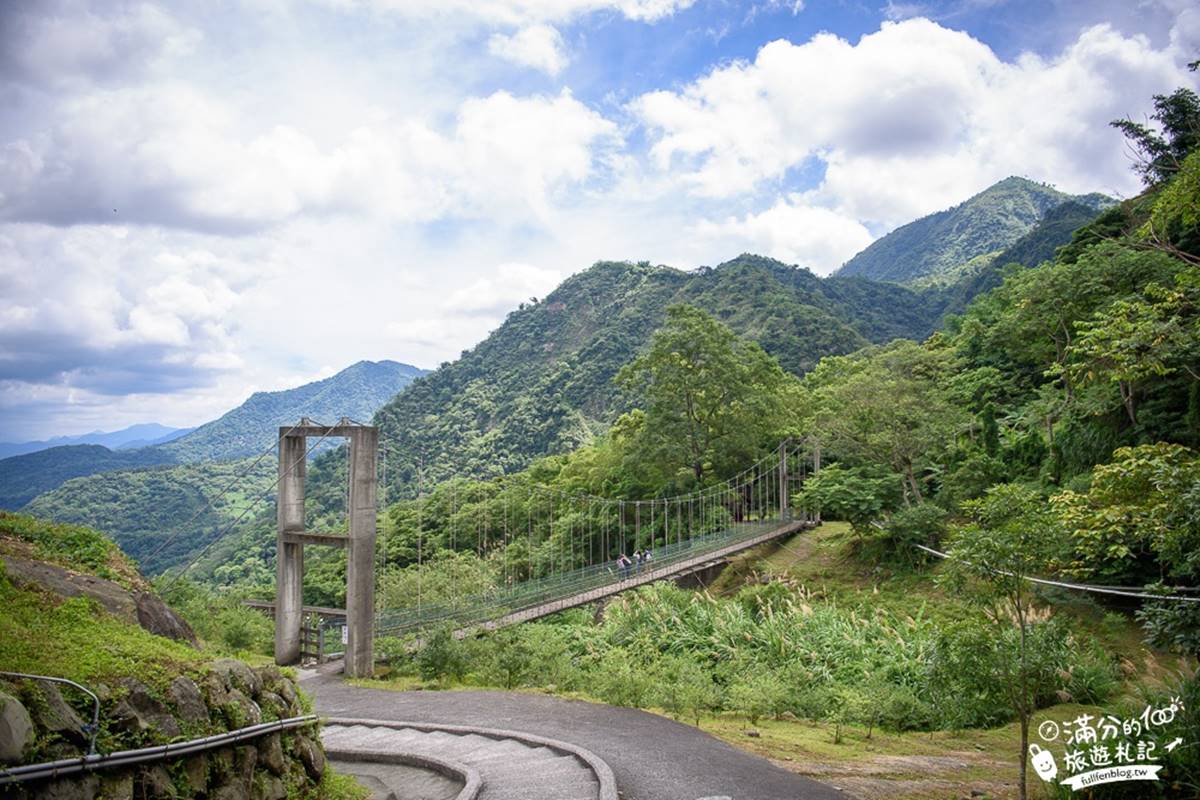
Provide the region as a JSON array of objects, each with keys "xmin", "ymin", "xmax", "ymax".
[{"xmin": 0, "ymin": 661, "xmax": 327, "ymax": 800}]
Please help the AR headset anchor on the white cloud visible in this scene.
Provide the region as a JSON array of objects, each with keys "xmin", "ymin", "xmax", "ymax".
[
  {"xmin": 0, "ymin": 86, "xmax": 619, "ymax": 231},
  {"xmin": 693, "ymin": 199, "xmax": 873, "ymax": 275},
  {"xmin": 489, "ymin": 24, "xmax": 570, "ymax": 75},
  {"xmin": 0, "ymin": 1, "xmax": 199, "ymax": 90},
  {"xmin": 323, "ymin": 0, "xmax": 694, "ymax": 25},
  {"xmin": 632, "ymin": 19, "xmax": 1193, "ymax": 227}
]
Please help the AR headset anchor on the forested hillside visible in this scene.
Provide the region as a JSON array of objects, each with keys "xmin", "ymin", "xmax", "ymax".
[
  {"xmin": 24, "ymin": 457, "xmax": 275, "ymax": 574},
  {"xmin": 373, "ymin": 255, "xmax": 948, "ymax": 495},
  {"xmin": 0, "ymin": 444, "xmax": 174, "ymax": 510},
  {"xmin": 837, "ymin": 176, "xmax": 1111, "ymax": 284},
  {"xmin": 0, "ymin": 359, "xmax": 425, "ymax": 514}
]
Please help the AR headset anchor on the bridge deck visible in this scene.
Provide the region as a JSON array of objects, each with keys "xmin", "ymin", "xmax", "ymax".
[{"xmin": 478, "ymin": 519, "xmax": 810, "ymax": 630}]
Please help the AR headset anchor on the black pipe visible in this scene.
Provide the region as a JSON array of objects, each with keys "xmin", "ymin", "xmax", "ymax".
[
  {"xmin": 0, "ymin": 715, "xmax": 318, "ymax": 785},
  {"xmin": 0, "ymin": 672, "xmax": 101, "ymax": 756}
]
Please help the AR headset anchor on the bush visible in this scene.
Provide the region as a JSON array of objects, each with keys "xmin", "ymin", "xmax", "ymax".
[
  {"xmin": 418, "ymin": 625, "xmax": 468, "ymax": 684},
  {"xmin": 865, "ymin": 504, "xmax": 948, "ymax": 566},
  {"xmin": 727, "ymin": 672, "xmax": 790, "ymax": 725}
]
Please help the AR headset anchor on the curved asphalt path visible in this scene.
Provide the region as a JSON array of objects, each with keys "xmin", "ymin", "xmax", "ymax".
[{"xmin": 303, "ymin": 671, "xmax": 846, "ymax": 800}]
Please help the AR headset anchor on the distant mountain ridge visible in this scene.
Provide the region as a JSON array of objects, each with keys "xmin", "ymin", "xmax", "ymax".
[
  {"xmin": 159, "ymin": 359, "xmax": 428, "ymax": 462},
  {"xmin": 836, "ymin": 177, "xmax": 1112, "ymax": 284},
  {"xmin": 0, "ymin": 359, "xmax": 427, "ymax": 510},
  {"xmin": 371, "ymin": 255, "xmax": 952, "ymax": 496},
  {"xmin": 0, "ymin": 423, "xmax": 191, "ymax": 460}
]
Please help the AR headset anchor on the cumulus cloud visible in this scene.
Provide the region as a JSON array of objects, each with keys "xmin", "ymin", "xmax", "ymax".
[
  {"xmin": 0, "ymin": 224, "xmax": 244, "ymax": 395},
  {"xmin": 0, "ymin": 87, "xmax": 619, "ymax": 231},
  {"xmin": 693, "ymin": 199, "xmax": 873, "ymax": 275},
  {"xmin": 0, "ymin": 0, "xmax": 199, "ymax": 90},
  {"xmin": 632, "ymin": 18, "xmax": 1193, "ymax": 227},
  {"xmin": 489, "ymin": 24, "xmax": 570, "ymax": 74}
]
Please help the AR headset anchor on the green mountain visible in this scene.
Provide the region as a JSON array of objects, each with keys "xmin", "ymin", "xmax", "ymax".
[
  {"xmin": 372, "ymin": 255, "xmax": 950, "ymax": 494},
  {"xmin": 941, "ymin": 200, "xmax": 1110, "ymax": 314},
  {"xmin": 0, "ymin": 423, "xmax": 191, "ymax": 460},
  {"xmin": 0, "ymin": 445, "xmax": 174, "ymax": 510},
  {"xmin": 23, "ymin": 457, "xmax": 276, "ymax": 574},
  {"xmin": 161, "ymin": 359, "xmax": 428, "ymax": 462},
  {"xmin": 0, "ymin": 359, "xmax": 426, "ymax": 510},
  {"xmin": 836, "ymin": 177, "xmax": 1111, "ymax": 284}
]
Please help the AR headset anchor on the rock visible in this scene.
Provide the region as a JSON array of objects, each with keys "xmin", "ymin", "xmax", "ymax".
[
  {"xmin": 779, "ymin": 711, "xmax": 799, "ymax": 722},
  {"xmin": 295, "ymin": 734, "xmax": 326, "ymax": 781},
  {"xmin": 210, "ymin": 786, "xmax": 249, "ymax": 800},
  {"xmin": 99, "ymin": 773, "xmax": 134, "ymax": 800},
  {"xmin": 234, "ymin": 745, "xmax": 259, "ymax": 790},
  {"xmin": 35, "ymin": 774, "xmax": 99, "ymax": 800},
  {"xmin": 262, "ymin": 671, "xmax": 297, "ymax": 710},
  {"xmin": 253, "ymin": 776, "xmax": 288, "ymax": 800},
  {"xmin": 0, "ymin": 690, "xmax": 34, "ymax": 764},
  {"xmin": 136, "ymin": 765, "xmax": 177, "ymax": 799},
  {"xmin": 202, "ymin": 672, "xmax": 233, "ymax": 708},
  {"xmin": 210, "ymin": 747, "xmax": 236, "ymax": 783},
  {"xmin": 135, "ymin": 592, "xmax": 198, "ymax": 645},
  {"xmin": 3, "ymin": 556, "xmax": 137, "ymax": 621},
  {"xmin": 258, "ymin": 733, "xmax": 286, "ymax": 776},
  {"xmin": 181, "ymin": 755, "xmax": 208, "ymax": 795},
  {"xmin": 745, "ymin": 728, "xmax": 761, "ymax": 738},
  {"xmin": 219, "ymin": 689, "xmax": 262, "ymax": 729},
  {"xmin": 168, "ymin": 676, "xmax": 209, "ymax": 725},
  {"xmin": 32, "ymin": 682, "xmax": 87, "ymax": 745},
  {"xmin": 213, "ymin": 659, "xmax": 262, "ymax": 698},
  {"xmin": 258, "ymin": 691, "xmax": 288, "ymax": 719},
  {"xmin": 111, "ymin": 678, "xmax": 181, "ymax": 739}
]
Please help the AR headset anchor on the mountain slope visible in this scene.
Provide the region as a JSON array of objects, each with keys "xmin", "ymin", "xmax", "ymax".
[
  {"xmin": 160, "ymin": 359, "xmax": 428, "ymax": 462},
  {"xmin": 0, "ymin": 445, "xmax": 174, "ymax": 510},
  {"xmin": 836, "ymin": 177, "xmax": 1111, "ymax": 284},
  {"xmin": 23, "ymin": 458, "xmax": 276, "ymax": 573},
  {"xmin": 0, "ymin": 423, "xmax": 190, "ymax": 459},
  {"xmin": 0, "ymin": 359, "xmax": 427, "ymax": 511},
  {"xmin": 372, "ymin": 255, "xmax": 950, "ymax": 494}
]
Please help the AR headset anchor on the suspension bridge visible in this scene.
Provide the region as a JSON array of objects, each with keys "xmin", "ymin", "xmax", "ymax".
[{"xmin": 164, "ymin": 419, "xmax": 820, "ymax": 676}]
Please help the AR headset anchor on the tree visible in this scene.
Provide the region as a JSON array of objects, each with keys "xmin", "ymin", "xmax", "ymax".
[
  {"xmin": 617, "ymin": 305, "xmax": 791, "ymax": 486},
  {"xmin": 806, "ymin": 340, "xmax": 965, "ymax": 504},
  {"xmin": 1111, "ymin": 87, "xmax": 1200, "ymax": 185},
  {"xmin": 941, "ymin": 484, "xmax": 1065, "ymax": 800}
]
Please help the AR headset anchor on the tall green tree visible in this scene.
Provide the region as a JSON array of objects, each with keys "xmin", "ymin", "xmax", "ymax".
[
  {"xmin": 617, "ymin": 305, "xmax": 791, "ymax": 486},
  {"xmin": 942, "ymin": 484, "xmax": 1065, "ymax": 800},
  {"xmin": 806, "ymin": 340, "xmax": 965, "ymax": 504},
  {"xmin": 1111, "ymin": 87, "xmax": 1200, "ymax": 186}
]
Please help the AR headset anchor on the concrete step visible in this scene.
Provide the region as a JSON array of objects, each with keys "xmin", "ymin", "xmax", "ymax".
[{"xmin": 321, "ymin": 723, "xmax": 604, "ymax": 800}]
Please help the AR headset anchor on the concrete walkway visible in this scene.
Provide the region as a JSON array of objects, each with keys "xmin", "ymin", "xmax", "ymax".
[{"xmin": 303, "ymin": 672, "xmax": 847, "ymax": 800}]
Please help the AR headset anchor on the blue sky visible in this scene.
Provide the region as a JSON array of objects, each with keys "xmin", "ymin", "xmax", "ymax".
[{"xmin": 0, "ymin": 0, "xmax": 1196, "ymax": 440}]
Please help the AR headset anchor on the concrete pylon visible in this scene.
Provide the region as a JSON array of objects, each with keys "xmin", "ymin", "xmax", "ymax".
[{"xmin": 274, "ymin": 420, "xmax": 378, "ymax": 678}]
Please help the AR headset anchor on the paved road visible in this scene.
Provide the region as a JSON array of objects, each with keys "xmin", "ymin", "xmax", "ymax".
[{"xmin": 303, "ymin": 672, "xmax": 846, "ymax": 800}]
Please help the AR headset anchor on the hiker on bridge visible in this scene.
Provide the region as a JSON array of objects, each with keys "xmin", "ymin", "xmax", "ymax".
[{"xmin": 616, "ymin": 553, "xmax": 632, "ymax": 580}]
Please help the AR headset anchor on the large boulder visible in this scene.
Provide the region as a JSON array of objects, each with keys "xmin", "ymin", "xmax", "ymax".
[
  {"xmin": 167, "ymin": 676, "xmax": 209, "ymax": 725},
  {"xmin": 0, "ymin": 689, "xmax": 34, "ymax": 764},
  {"xmin": 135, "ymin": 593, "xmax": 197, "ymax": 646},
  {"xmin": 111, "ymin": 678, "xmax": 181, "ymax": 739},
  {"xmin": 31, "ymin": 682, "xmax": 87, "ymax": 745},
  {"xmin": 3, "ymin": 556, "xmax": 195, "ymax": 645}
]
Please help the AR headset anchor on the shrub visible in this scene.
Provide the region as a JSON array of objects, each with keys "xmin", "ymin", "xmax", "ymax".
[{"xmin": 418, "ymin": 625, "xmax": 468, "ymax": 684}]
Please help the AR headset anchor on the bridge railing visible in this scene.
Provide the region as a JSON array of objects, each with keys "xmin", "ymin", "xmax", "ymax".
[{"xmin": 360, "ymin": 517, "xmax": 790, "ymax": 640}]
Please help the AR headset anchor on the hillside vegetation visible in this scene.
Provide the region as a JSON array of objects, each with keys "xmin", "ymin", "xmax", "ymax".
[
  {"xmin": 837, "ymin": 176, "xmax": 1110, "ymax": 284},
  {"xmin": 0, "ymin": 445, "xmax": 174, "ymax": 510},
  {"xmin": 372, "ymin": 255, "xmax": 948, "ymax": 495},
  {"xmin": 24, "ymin": 458, "xmax": 275, "ymax": 574}
]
